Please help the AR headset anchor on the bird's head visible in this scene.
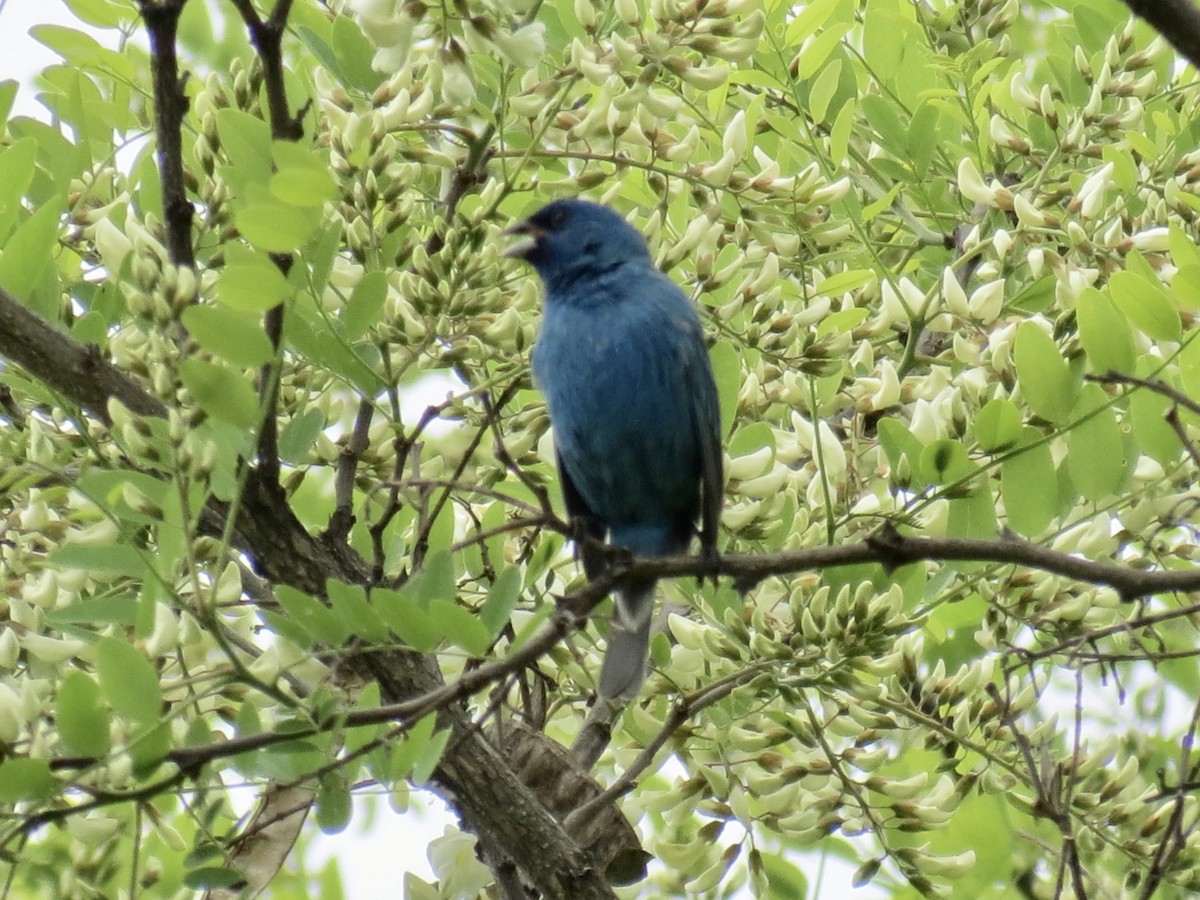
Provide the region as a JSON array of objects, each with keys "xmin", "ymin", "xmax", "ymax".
[{"xmin": 505, "ymin": 199, "xmax": 651, "ymax": 290}]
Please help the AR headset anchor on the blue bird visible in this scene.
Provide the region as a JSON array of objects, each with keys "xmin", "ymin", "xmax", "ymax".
[{"xmin": 506, "ymin": 199, "xmax": 723, "ymax": 698}]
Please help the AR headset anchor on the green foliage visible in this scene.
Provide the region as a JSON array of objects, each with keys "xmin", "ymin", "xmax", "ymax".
[{"xmin": 4, "ymin": 0, "xmax": 1200, "ymax": 898}]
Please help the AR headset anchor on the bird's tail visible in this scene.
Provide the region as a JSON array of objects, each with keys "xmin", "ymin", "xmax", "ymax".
[{"xmin": 599, "ymin": 578, "xmax": 656, "ymax": 699}]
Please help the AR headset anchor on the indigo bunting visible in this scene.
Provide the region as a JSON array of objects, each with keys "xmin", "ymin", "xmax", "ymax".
[{"xmin": 507, "ymin": 199, "xmax": 723, "ymax": 698}]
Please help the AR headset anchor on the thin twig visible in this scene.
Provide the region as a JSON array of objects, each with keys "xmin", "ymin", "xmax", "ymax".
[
  {"xmin": 565, "ymin": 670, "xmax": 761, "ymax": 831},
  {"xmin": 328, "ymin": 399, "xmax": 376, "ymax": 542}
]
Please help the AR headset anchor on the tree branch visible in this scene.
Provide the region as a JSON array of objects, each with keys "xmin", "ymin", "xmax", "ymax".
[
  {"xmin": 0, "ymin": 285, "xmax": 166, "ymax": 422},
  {"xmin": 137, "ymin": 0, "xmax": 195, "ymax": 269}
]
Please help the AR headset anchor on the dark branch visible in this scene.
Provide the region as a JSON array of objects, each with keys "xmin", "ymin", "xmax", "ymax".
[
  {"xmin": 0, "ymin": 285, "xmax": 166, "ymax": 422},
  {"xmin": 137, "ymin": 0, "xmax": 195, "ymax": 269}
]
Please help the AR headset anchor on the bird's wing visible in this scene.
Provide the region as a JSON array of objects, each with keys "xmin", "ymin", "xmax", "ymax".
[
  {"xmin": 556, "ymin": 450, "xmax": 608, "ymax": 580},
  {"xmin": 683, "ymin": 325, "xmax": 724, "ymax": 558}
]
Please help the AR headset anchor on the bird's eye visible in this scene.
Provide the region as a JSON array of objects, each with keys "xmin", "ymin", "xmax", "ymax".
[{"xmin": 546, "ymin": 207, "xmax": 569, "ymax": 229}]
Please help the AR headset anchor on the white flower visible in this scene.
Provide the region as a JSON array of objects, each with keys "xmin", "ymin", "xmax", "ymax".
[
  {"xmin": 428, "ymin": 827, "xmax": 493, "ymax": 897},
  {"xmin": 969, "ymin": 280, "xmax": 1005, "ymax": 323},
  {"xmin": 942, "ymin": 267, "xmax": 970, "ymax": 318},
  {"xmin": 1074, "ymin": 161, "xmax": 1114, "ymax": 219},
  {"xmin": 492, "ymin": 22, "xmax": 546, "ymax": 68},
  {"xmin": 957, "ymin": 157, "xmax": 994, "ymax": 206},
  {"xmin": 439, "ymin": 61, "xmax": 476, "ymax": 108},
  {"xmin": 1129, "ymin": 227, "xmax": 1170, "ymax": 252},
  {"xmin": 0, "ymin": 683, "xmax": 24, "ymax": 743}
]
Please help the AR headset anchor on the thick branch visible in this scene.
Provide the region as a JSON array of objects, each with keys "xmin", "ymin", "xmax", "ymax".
[{"xmin": 0, "ymin": 286, "xmax": 165, "ymax": 422}]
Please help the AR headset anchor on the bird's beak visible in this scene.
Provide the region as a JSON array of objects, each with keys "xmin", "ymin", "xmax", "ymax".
[{"xmin": 503, "ymin": 220, "xmax": 541, "ymax": 259}]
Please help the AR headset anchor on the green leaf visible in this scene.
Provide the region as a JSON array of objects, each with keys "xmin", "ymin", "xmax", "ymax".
[
  {"xmin": 415, "ymin": 550, "xmax": 457, "ymax": 606},
  {"xmin": 129, "ymin": 720, "xmax": 173, "ymax": 772},
  {"xmin": 180, "ymin": 304, "xmax": 275, "ymax": 367},
  {"xmin": 816, "ymin": 307, "xmax": 869, "ymax": 338},
  {"xmin": 861, "ymin": 93, "xmax": 908, "ymax": 157},
  {"xmin": 332, "ymin": 15, "xmax": 385, "ymax": 92},
  {"xmin": 389, "ymin": 713, "xmax": 437, "ymax": 782},
  {"xmin": 372, "ymin": 588, "xmax": 442, "ymax": 651},
  {"xmin": 346, "ymin": 683, "xmax": 382, "ymax": 757},
  {"xmin": 709, "ymin": 340, "xmax": 740, "ymax": 438},
  {"xmin": 179, "ymin": 358, "xmax": 262, "ymax": 428},
  {"xmin": 0, "ymin": 80, "xmax": 17, "ymax": 135},
  {"xmin": 906, "ymin": 101, "xmax": 940, "ymax": 180},
  {"xmin": 1067, "ymin": 384, "xmax": 1127, "ymax": 501},
  {"xmin": 96, "ymin": 637, "xmax": 162, "ymax": 723},
  {"xmin": 260, "ymin": 609, "xmax": 314, "ymax": 648},
  {"xmin": 276, "ymin": 585, "xmax": 351, "ymax": 646},
  {"xmin": 183, "ymin": 868, "xmax": 245, "ymax": 890},
  {"xmin": 215, "ymin": 244, "xmax": 293, "ymax": 312},
  {"xmin": 813, "ymin": 269, "xmax": 874, "ymax": 298},
  {"xmin": 1013, "ymin": 321, "xmax": 1078, "ymax": 423},
  {"xmin": 0, "ymin": 758, "xmax": 55, "ymax": 802},
  {"xmin": 51, "ymin": 542, "xmax": 146, "ymax": 577},
  {"xmin": 807, "ymin": 57, "xmax": 841, "ymax": 124},
  {"xmin": 1128, "ymin": 376, "xmax": 1180, "ymax": 465},
  {"xmin": 1076, "ymin": 287, "xmax": 1135, "ymax": 375},
  {"xmin": 0, "ymin": 197, "xmax": 63, "ymax": 300},
  {"xmin": 270, "ymin": 142, "xmax": 338, "ymax": 208},
  {"xmin": 794, "ymin": 24, "xmax": 850, "ymax": 81},
  {"xmin": 410, "ymin": 727, "xmax": 451, "ymax": 785},
  {"xmin": 877, "ymin": 418, "xmax": 925, "ymax": 467},
  {"xmin": 861, "ymin": 183, "xmax": 901, "ymax": 222},
  {"xmin": 973, "ymin": 398, "xmax": 1022, "ymax": 452},
  {"xmin": 760, "ymin": 852, "xmax": 808, "ymax": 899},
  {"xmin": 481, "ymin": 566, "xmax": 521, "ymax": 636},
  {"xmin": 341, "ymin": 270, "xmax": 389, "ymax": 340},
  {"xmin": 278, "ymin": 408, "xmax": 326, "ymax": 466},
  {"xmin": 1009, "ymin": 276, "xmax": 1057, "ymax": 313},
  {"xmin": 919, "ymin": 439, "xmax": 972, "ymax": 485},
  {"xmin": 76, "ymin": 469, "xmax": 170, "ymax": 527},
  {"xmin": 296, "ymin": 25, "xmax": 340, "ymax": 77},
  {"xmin": 1001, "ymin": 435, "xmax": 1057, "ymax": 536},
  {"xmin": 1170, "ymin": 224, "xmax": 1200, "ymax": 269},
  {"xmin": 727, "ymin": 421, "xmax": 775, "ymax": 459},
  {"xmin": 830, "ymin": 99, "xmax": 855, "ymax": 166},
  {"xmin": 327, "ymin": 579, "xmax": 390, "ymax": 642},
  {"xmin": 32, "ymin": 24, "xmax": 133, "ymax": 79},
  {"xmin": 1101, "ymin": 145, "xmax": 1138, "ymax": 194},
  {"xmin": 62, "ymin": 0, "xmax": 129, "ymax": 27},
  {"xmin": 1074, "ymin": 4, "xmax": 1119, "ymax": 52},
  {"xmin": 0, "ymin": 138, "xmax": 38, "ymax": 242},
  {"xmin": 284, "ymin": 302, "xmax": 382, "ymax": 395},
  {"xmin": 316, "ymin": 771, "xmax": 353, "ymax": 834},
  {"xmin": 785, "ymin": 0, "xmax": 841, "ymax": 44},
  {"xmin": 946, "ymin": 488, "xmax": 997, "ymax": 539},
  {"xmin": 929, "ymin": 792, "xmax": 1012, "ymax": 892},
  {"xmin": 215, "ymin": 108, "xmax": 271, "ymax": 184},
  {"xmin": 1170, "ymin": 264, "xmax": 1200, "ymax": 311},
  {"xmin": 428, "ymin": 600, "xmax": 492, "ymax": 657},
  {"xmin": 45, "ymin": 595, "xmax": 138, "ymax": 627},
  {"xmin": 1108, "ymin": 270, "xmax": 1180, "ymax": 342},
  {"xmin": 235, "ymin": 183, "xmax": 322, "ymax": 253},
  {"xmin": 57, "ymin": 671, "xmax": 111, "ymax": 757}
]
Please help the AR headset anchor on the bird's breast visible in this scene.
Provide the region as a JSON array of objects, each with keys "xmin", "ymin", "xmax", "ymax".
[{"xmin": 533, "ymin": 297, "xmax": 703, "ymax": 529}]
